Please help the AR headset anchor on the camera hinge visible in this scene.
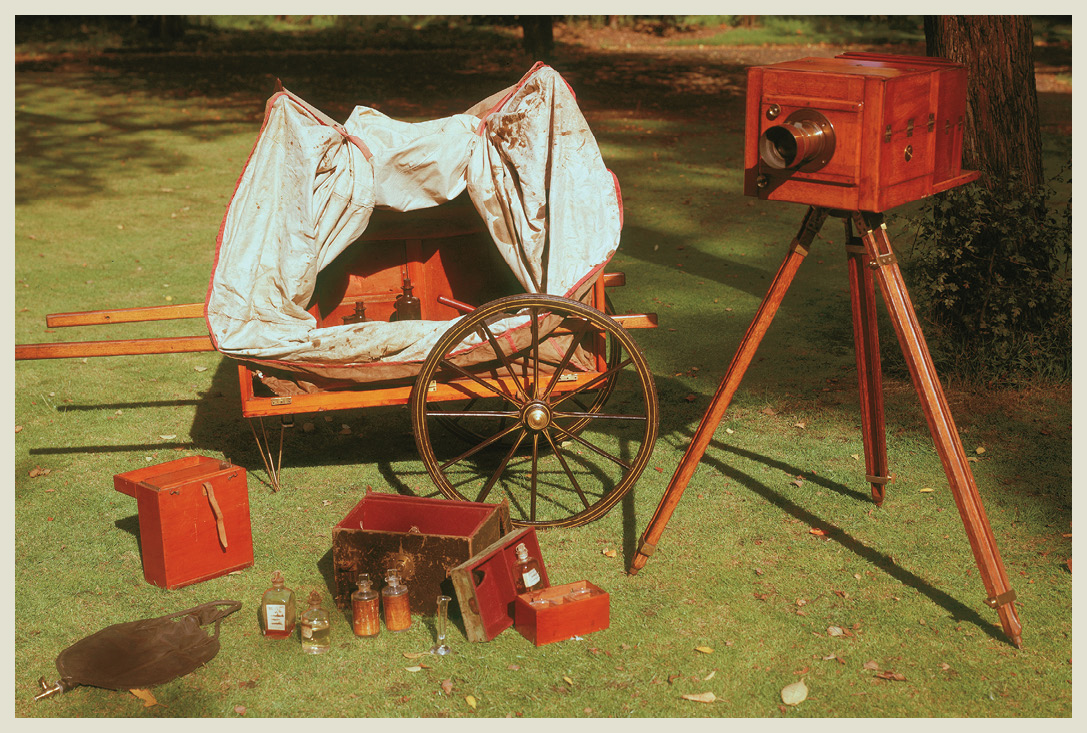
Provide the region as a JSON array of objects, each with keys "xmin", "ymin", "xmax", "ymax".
[
  {"xmin": 927, "ymin": 113, "xmax": 935, "ymax": 133},
  {"xmin": 906, "ymin": 118, "xmax": 914, "ymax": 138},
  {"xmin": 883, "ymin": 124, "xmax": 892, "ymax": 143}
]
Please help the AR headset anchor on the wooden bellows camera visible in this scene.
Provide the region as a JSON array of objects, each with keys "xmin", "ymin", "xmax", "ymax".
[{"xmin": 744, "ymin": 52, "xmax": 979, "ymax": 212}]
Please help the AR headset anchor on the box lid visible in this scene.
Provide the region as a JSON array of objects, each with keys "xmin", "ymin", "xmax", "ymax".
[{"xmin": 450, "ymin": 528, "xmax": 550, "ymax": 642}]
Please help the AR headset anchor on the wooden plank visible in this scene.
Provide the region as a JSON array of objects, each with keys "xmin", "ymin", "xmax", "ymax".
[
  {"xmin": 47, "ymin": 303, "xmax": 205, "ymax": 327},
  {"xmin": 15, "ymin": 336, "xmax": 215, "ymax": 360}
]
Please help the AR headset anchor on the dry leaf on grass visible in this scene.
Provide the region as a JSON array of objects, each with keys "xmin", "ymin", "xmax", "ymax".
[
  {"xmin": 15, "ymin": 425, "xmax": 22, "ymax": 433},
  {"xmin": 760, "ymin": 406, "xmax": 778, "ymax": 416},
  {"xmin": 28, "ymin": 466, "xmax": 51, "ymax": 478},
  {"xmin": 920, "ymin": 488, "xmax": 935, "ymax": 493},
  {"xmin": 704, "ymin": 670, "xmax": 716, "ymax": 681},
  {"xmin": 129, "ymin": 689, "xmax": 162, "ymax": 708},
  {"xmin": 780, "ymin": 679, "xmax": 808, "ymax": 706},
  {"xmin": 827, "ymin": 626, "xmax": 845, "ymax": 637},
  {"xmin": 862, "ymin": 660, "xmax": 880, "ymax": 670},
  {"xmin": 975, "ymin": 446, "xmax": 986, "ymax": 455},
  {"xmin": 602, "ymin": 549, "xmax": 617, "ymax": 558},
  {"xmin": 403, "ymin": 651, "xmax": 427, "ymax": 659},
  {"xmin": 405, "ymin": 666, "xmax": 424, "ymax": 673},
  {"xmin": 441, "ymin": 679, "xmax": 454, "ymax": 694},
  {"xmin": 234, "ymin": 705, "xmax": 246, "ymax": 715},
  {"xmin": 466, "ymin": 695, "xmax": 477, "ymax": 709},
  {"xmin": 809, "ymin": 527, "xmax": 826, "ymax": 537},
  {"xmin": 194, "ymin": 366, "xmax": 208, "ymax": 372},
  {"xmin": 695, "ymin": 646, "xmax": 714, "ymax": 654},
  {"xmin": 562, "ymin": 676, "xmax": 574, "ymax": 686},
  {"xmin": 876, "ymin": 671, "xmax": 906, "ymax": 681},
  {"xmin": 681, "ymin": 692, "xmax": 716, "ymax": 704}
]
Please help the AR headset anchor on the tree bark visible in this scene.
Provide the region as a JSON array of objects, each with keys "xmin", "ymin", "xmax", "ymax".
[
  {"xmin": 521, "ymin": 16, "xmax": 554, "ymax": 63},
  {"xmin": 924, "ymin": 15, "xmax": 1043, "ymax": 192}
]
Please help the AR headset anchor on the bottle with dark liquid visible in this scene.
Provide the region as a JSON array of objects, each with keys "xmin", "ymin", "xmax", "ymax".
[
  {"xmin": 513, "ymin": 543, "xmax": 544, "ymax": 594},
  {"xmin": 300, "ymin": 590, "xmax": 331, "ymax": 654},
  {"xmin": 351, "ymin": 573, "xmax": 380, "ymax": 638},
  {"xmin": 392, "ymin": 276, "xmax": 422, "ymax": 321},
  {"xmin": 260, "ymin": 571, "xmax": 296, "ymax": 640},
  {"xmin": 382, "ymin": 568, "xmax": 412, "ymax": 632},
  {"xmin": 342, "ymin": 301, "xmax": 367, "ymax": 324}
]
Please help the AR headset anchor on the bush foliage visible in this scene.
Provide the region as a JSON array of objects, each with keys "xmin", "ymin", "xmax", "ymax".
[{"xmin": 898, "ymin": 170, "xmax": 1072, "ymax": 383}]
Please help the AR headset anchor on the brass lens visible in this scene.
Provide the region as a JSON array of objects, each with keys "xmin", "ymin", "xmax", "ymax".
[{"xmin": 758, "ymin": 109, "xmax": 835, "ymax": 172}]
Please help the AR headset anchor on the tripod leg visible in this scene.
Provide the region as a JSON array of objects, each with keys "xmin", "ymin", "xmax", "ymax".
[
  {"xmin": 630, "ymin": 206, "xmax": 829, "ymax": 574},
  {"xmin": 845, "ymin": 220, "xmax": 890, "ymax": 506},
  {"xmin": 853, "ymin": 211, "xmax": 1022, "ymax": 648}
]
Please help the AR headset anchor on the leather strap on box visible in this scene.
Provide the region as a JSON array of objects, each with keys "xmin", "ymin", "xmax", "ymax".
[{"xmin": 202, "ymin": 482, "xmax": 229, "ymax": 550}]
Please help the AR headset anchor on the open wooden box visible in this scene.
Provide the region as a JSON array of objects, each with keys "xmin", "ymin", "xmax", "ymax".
[
  {"xmin": 451, "ymin": 527, "xmax": 609, "ymax": 644},
  {"xmin": 331, "ymin": 491, "xmax": 511, "ymax": 615}
]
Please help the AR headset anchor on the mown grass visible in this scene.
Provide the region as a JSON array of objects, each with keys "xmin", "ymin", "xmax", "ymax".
[{"xmin": 13, "ymin": 33, "xmax": 1073, "ymax": 719}]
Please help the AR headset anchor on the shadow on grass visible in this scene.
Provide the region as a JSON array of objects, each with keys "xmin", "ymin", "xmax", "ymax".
[{"xmin": 647, "ymin": 430, "xmax": 1011, "ymax": 646}]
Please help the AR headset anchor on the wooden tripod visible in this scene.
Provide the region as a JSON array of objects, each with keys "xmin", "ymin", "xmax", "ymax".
[{"xmin": 629, "ymin": 206, "xmax": 1023, "ymax": 648}]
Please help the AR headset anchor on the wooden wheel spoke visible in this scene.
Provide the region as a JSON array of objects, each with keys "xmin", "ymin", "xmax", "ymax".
[
  {"xmin": 474, "ymin": 429, "xmax": 527, "ymax": 503},
  {"xmin": 543, "ymin": 429, "xmax": 591, "ymax": 509},
  {"xmin": 427, "ymin": 409, "xmax": 519, "ymax": 420},
  {"xmin": 439, "ymin": 421, "xmax": 524, "ymax": 471},
  {"xmin": 541, "ymin": 318, "xmax": 593, "ymax": 399},
  {"xmin": 530, "ymin": 433, "xmax": 539, "ymax": 522},
  {"xmin": 550, "ymin": 423, "xmax": 632, "ymax": 470},
  {"xmin": 551, "ymin": 357, "xmax": 634, "ymax": 409},
  {"xmin": 437, "ymin": 359, "xmax": 521, "ymax": 405},
  {"xmin": 530, "ymin": 306, "xmax": 541, "ymax": 400},
  {"xmin": 553, "ymin": 411, "xmax": 647, "ymax": 422},
  {"xmin": 479, "ymin": 320, "xmax": 528, "ymax": 400}
]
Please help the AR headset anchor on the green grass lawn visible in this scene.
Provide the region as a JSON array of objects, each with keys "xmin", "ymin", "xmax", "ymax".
[{"xmin": 13, "ymin": 37, "xmax": 1072, "ymax": 718}]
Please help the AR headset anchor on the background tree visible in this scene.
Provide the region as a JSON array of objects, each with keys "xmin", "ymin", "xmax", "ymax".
[{"xmin": 520, "ymin": 16, "xmax": 554, "ymax": 63}]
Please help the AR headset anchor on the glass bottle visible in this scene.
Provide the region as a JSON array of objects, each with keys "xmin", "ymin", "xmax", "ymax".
[
  {"xmin": 260, "ymin": 571, "xmax": 296, "ymax": 640},
  {"xmin": 342, "ymin": 301, "xmax": 367, "ymax": 324},
  {"xmin": 351, "ymin": 573, "xmax": 380, "ymax": 638},
  {"xmin": 393, "ymin": 276, "xmax": 422, "ymax": 321},
  {"xmin": 300, "ymin": 590, "xmax": 331, "ymax": 654},
  {"xmin": 513, "ymin": 542, "xmax": 544, "ymax": 594},
  {"xmin": 429, "ymin": 595, "xmax": 452, "ymax": 655},
  {"xmin": 382, "ymin": 568, "xmax": 412, "ymax": 632}
]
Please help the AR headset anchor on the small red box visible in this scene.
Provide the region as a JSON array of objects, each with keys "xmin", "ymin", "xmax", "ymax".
[
  {"xmin": 514, "ymin": 580, "xmax": 610, "ymax": 646},
  {"xmin": 450, "ymin": 527, "xmax": 550, "ymax": 642},
  {"xmin": 114, "ymin": 456, "xmax": 253, "ymax": 589}
]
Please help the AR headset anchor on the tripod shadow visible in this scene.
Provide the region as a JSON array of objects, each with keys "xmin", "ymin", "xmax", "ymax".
[{"xmin": 649, "ymin": 431, "xmax": 1007, "ymax": 643}]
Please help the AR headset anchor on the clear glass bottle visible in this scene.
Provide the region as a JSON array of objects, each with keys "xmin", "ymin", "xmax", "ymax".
[
  {"xmin": 382, "ymin": 568, "xmax": 412, "ymax": 632},
  {"xmin": 513, "ymin": 542, "xmax": 544, "ymax": 594},
  {"xmin": 260, "ymin": 571, "xmax": 296, "ymax": 640},
  {"xmin": 300, "ymin": 590, "xmax": 331, "ymax": 654},
  {"xmin": 351, "ymin": 573, "xmax": 380, "ymax": 638}
]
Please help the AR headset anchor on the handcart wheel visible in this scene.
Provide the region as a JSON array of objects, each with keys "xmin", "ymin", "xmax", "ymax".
[{"xmin": 410, "ymin": 294, "xmax": 658, "ymax": 528}]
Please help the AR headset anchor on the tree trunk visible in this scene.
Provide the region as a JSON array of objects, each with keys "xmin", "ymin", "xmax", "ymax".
[
  {"xmin": 924, "ymin": 15, "xmax": 1043, "ymax": 192},
  {"xmin": 521, "ymin": 16, "xmax": 554, "ymax": 63}
]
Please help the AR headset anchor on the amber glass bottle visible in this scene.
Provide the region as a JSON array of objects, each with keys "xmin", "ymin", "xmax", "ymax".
[
  {"xmin": 260, "ymin": 571, "xmax": 296, "ymax": 640},
  {"xmin": 351, "ymin": 573, "xmax": 380, "ymax": 638},
  {"xmin": 513, "ymin": 543, "xmax": 544, "ymax": 594},
  {"xmin": 382, "ymin": 569, "xmax": 412, "ymax": 632}
]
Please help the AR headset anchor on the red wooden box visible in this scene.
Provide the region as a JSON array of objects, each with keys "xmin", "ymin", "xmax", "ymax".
[
  {"xmin": 114, "ymin": 456, "xmax": 253, "ymax": 589},
  {"xmin": 514, "ymin": 580, "xmax": 610, "ymax": 646},
  {"xmin": 744, "ymin": 52, "xmax": 978, "ymax": 212},
  {"xmin": 450, "ymin": 527, "xmax": 550, "ymax": 642},
  {"xmin": 332, "ymin": 492, "xmax": 511, "ymax": 615}
]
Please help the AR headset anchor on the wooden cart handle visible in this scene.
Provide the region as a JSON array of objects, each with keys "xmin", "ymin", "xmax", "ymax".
[{"xmin": 202, "ymin": 482, "xmax": 229, "ymax": 550}]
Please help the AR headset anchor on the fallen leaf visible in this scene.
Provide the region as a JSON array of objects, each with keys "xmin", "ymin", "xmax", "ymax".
[
  {"xmin": 695, "ymin": 646, "xmax": 714, "ymax": 654},
  {"xmin": 681, "ymin": 692, "xmax": 716, "ymax": 704},
  {"xmin": 684, "ymin": 394, "xmax": 696, "ymax": 402},
  {"xmin": 322, "ymin": 500, "xmax": 332, "ymax": 506},
  {"xmin": 791, "ymin": 478, "xmax": 805, "ymax": 488},
  {"xmin": 794, "ymin": 666, "xmax": 810, "ymax": 675},
  {"xmin": 850, "ymin": 454, "xmax": 860, "ymax": 461},
  {"xmin": 704, "ymin": 670, "xmax": 716, "ymax": 681},
  {"xmin": 780, "ymin": 679, "xmax": 808, "ymax": 706},
  {"xmin": 725, "ymin": 428, "xmax": 735, "ymax": 434},
  {"xmin": 793, "ymin": 422, "xmax": 806, "ymax": 429},
  {"xmin": 159, "ymin": 434, "xmax": 177, "ymax": 440},
  {"xmin": 28, "ymin": 466, "xmax": 51, "ymax": 478},
  {"xmin": 975, "ymin": 447, "xmax": 986, "ymax": 455},
  {"xmin": 403, "ymin": 651, "xmax": 428, "ymax": 659},
  {"xmin": 129, "ymin": 689, "xmax": 161, "ymax": 708},
  {"xmin": 862, "ymin": 660, "xmax": 880, "ymax": 671},
  {"xmin": 920, "ymin": 488, "xmax": 934, "ymax": 493},
  {"xmin": 234, "ymin": 705, "xmax": 246, "ymax": 715},
  {"xmin": 667, "ymin": 673, "xmax": 682, "ymax": 685},
  {"xmin": 602, "ymin": 548, "xmax": 617, "ymax": 558},
  {"xmin": 809, "ymin": 527, "xmax": 826, "ymax": 536},
  {"xmin": 506, "ymin": 664, "xmax": 520, "ymax": 671},
  {"xmin": 876, "ymin": 671, "xmax": 906, "ymax": 681},
  {"xmin": 939, "ymin": 663, "xmax": 951, "ymax": 671},
  {"xmin": 562, "ymin": 676, "xmax": 574, "ymax": 686},
  {"xmin": 441, "ymin": 679, "xmax": 454, "ymax": 694},
  {"xmin": 827, "ymin": 626, "xmax": 845, "ymax": 637},
  {"xmin": 760, "ymin": 406, "xmax": 778, "ymax": 416},
  {"xmin": 194, "ymin": 366, "xmax": 208, "ymax": 372},
  {"xmin": 15, "ymin": 426, "xmax": 22, "ymax": 433},
  {"xmin": 466, "ymin": 695, "xmax": 477, "ymax": 709},
  {"xmin": 833, "ymin": 590, "xmax": 848, "ymax": 598}
]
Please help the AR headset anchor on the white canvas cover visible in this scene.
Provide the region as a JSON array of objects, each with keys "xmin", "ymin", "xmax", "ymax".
[{"xmin": 205, "ymin": 64, "xmax": 622, "ymax": 383}]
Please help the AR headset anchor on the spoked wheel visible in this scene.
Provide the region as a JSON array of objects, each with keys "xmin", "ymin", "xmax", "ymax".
[{"xmin": 409, "ymin": 294, "xmax": 658, "ymax": 528}]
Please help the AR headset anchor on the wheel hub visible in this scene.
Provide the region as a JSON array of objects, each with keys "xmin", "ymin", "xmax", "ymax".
[{"xmin": 522, "ymin": 401, "xmax": 552, "ymax": 432}]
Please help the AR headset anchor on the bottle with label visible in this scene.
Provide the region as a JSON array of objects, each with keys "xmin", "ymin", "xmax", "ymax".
[
  {"xmin": 392, "ymin": 276, "xmax": 422, "ymax": 321},
  {"xmin": 382, "ymin": 568, "xmax": 412, "ymax": 632},
  {"xmin": 260, "ymin": 571, "xmax": 296, "ymax": 640},
  {"xmin": 513, "ymin": 542, "xmax": 544, "ymax": 594},
  {"xmin": 351, "ymin": 573, "xmax": 380, "ymax": 638},
  {"xmin": 300, "ymin": 590, "xmax": 331, "ymax": 654}
]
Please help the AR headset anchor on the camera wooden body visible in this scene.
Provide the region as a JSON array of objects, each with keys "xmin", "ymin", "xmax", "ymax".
[{"xmin": 744, "ymin": 52, "xmax": 979, "ymax": 212}]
